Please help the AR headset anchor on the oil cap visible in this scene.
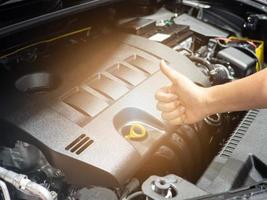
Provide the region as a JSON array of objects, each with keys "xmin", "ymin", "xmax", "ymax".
[{"xmin": 125, "ymin": 123, "xmax": 147, "ymax": 140}]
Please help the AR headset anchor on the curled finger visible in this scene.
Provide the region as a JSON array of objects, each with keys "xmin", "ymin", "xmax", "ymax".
[
  {"xmin": 161, "ymin": 106, "xmax": 186, "ymax": 121},
  {"xmin": 157, "ymin": 101, "xmax": 180, "ymax": 112},
  {"xmin": 155, "ymin": 86, "xmax": 177, "ymax": 102}
]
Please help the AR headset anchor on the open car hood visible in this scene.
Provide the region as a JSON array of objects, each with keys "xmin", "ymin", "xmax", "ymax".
[{"xmin": 0, "ymin": 0, "xmax": 124, "ymax": 37}]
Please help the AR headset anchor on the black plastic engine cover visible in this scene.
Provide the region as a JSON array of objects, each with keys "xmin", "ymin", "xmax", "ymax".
[{"xmin": 0, "ymin": 33, "xmax": 209, "ymax": 187}]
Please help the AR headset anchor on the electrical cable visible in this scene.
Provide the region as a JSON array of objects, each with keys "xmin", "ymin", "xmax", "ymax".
[
  {"xmin": 0, "ymin": 26, "xmax": 91, "ymax": 60},
  {"xmin": 215, "ymin": 37, "xmax": 257, "ymax": 49}
]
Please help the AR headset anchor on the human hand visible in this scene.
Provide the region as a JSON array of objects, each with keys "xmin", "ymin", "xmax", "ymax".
[{"xmin": 155, "ymin": 60, "xmax": 209, "ymax": 125}]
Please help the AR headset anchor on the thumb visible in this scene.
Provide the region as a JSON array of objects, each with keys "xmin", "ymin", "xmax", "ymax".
[{"xmin": 160, "ymin": 60, "xmax": 184, "ymax": 86}]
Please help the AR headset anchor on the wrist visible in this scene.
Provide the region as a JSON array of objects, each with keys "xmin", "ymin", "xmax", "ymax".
[{"xmin": 202, "ymin": 87, "xmax": 217, "ymax": 117}]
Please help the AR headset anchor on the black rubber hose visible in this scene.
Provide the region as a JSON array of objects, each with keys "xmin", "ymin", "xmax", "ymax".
[{"xmin": 189, "ymin": 55, "xmax": 215, "ymax": 71}]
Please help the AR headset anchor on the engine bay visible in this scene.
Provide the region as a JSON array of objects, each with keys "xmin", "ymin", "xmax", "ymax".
[{"xmin": 0, "ymin": 1, "xmax": 267, "ymax": 199}]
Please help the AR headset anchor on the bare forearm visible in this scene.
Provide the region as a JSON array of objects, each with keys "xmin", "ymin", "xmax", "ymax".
[
  {"xmin": 206, "ymin": 68, "xmax": 267, "ymax": 115},
  {"xmin": 157, "ymin": 60, "xmax": 267, "ymax": 125}
]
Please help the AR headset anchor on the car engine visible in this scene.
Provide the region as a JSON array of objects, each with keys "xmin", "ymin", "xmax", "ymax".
[{"xmin": 0, "ymin": 0, "xmax": 266, "ymax": 199}]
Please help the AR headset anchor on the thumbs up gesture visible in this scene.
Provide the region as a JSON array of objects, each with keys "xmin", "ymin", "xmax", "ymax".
[{"xmin": 155, "ymin": 60, "xmax": 209, "ymax": 125}]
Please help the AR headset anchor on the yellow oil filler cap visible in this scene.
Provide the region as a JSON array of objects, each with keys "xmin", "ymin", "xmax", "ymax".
[{"xmin": 125, "ymin": 123, "xmax": 147, "ymax": 140}]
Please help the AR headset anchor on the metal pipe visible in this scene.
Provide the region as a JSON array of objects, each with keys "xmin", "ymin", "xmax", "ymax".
[
  {"xmin": 0, "ymin": 180, "xmax": 11, "ymax": 200},
  {"xmin": 25, "ymin": 181, "xmax": 55, "ymax": 200},
  {"xmin": 0, "ymin": 166, "xmax": 54, "ymax": 200}
]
